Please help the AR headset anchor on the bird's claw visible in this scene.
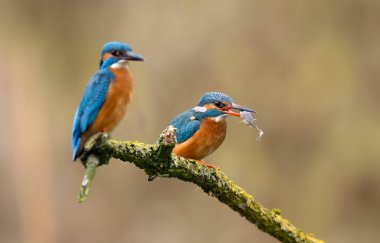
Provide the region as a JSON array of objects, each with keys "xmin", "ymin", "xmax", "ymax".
[
  {"xmin": 196, "ymin": 160, "xmax": 217, "ymax": 169},
  {"xmin": 80, "ymin": 132, "xmax": 110, "ymax": 167}
]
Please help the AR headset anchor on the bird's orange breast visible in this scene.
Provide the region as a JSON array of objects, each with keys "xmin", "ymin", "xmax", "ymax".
[
  {"xmin": 80, "ymin": 66, "xmax": 133, "ymax": 146},
  {"xmin": 173, "ymin": 118, "xmax": 227, "ymax": 160}
]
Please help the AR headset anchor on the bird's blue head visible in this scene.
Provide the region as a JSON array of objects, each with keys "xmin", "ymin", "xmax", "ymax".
[
  {"xmin": 197, "ymin": 92, "xmax": 234, "ymax": 107},
  {"xmin": 99, "ymin": 41, "xmax": 144, "ymax": 68},
  {"xmin": 194, "ymin": 92, "xmax": 256, "ymax": 119}
]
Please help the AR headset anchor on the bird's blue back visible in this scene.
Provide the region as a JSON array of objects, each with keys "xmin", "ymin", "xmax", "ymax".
[
  {"xmin": 170, "ymin": 109, "xmax": 200, "ymax": 143},
  {"xmin": 170, "ymin": 108, "xmax": 224, "ymax": 143},
  {"xmin": 71, "ymin": 67, "xmax": 115, "ymax": 159}
]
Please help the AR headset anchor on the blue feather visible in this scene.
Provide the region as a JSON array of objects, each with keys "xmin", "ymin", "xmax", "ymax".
[
  {"xmin": 170, "ymin": 109, "xmax": 200, "ymax": 143},
  {"xmin": 71, "ymin": 41, "xmax": 140, "ymax": 160},
  {"xmin": 197, "ymin": 92, "xmax": 234, "ymax": 106},
  {"xmin": 170, "ymin": 108, "xmax": 226, "ymax": 143},
  {"xmin": 99, "ymin": 42, "xmax": 133, "ymax": 67},
  {"xmin": 71, "ymin": 68, "xmax": 114, "ymax": 160},
  {"xmin": 171, "ymin": 92, "xmax": 235, "ymax": 144},
  {"xmin": 101, "ymin": 42, "xmax": 132, "ymax": 56}
]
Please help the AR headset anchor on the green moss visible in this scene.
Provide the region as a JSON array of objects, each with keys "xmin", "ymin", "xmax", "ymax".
[{"xmin": 78, "ymin": 131, "xmax": 324, "ymax": 243}]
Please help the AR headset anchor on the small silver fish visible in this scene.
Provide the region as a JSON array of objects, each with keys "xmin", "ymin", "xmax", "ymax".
[
  {"xmin": 240, "ymin": 111, "xmax": 256, "ymax": 128},
  {"xmin": 240, "ymin": 111, "xmax": 264, "ymax": 140}
]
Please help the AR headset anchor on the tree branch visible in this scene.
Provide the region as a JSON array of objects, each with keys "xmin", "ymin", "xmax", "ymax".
[{"xmin": 78, "ymin": 126, "xmax": 323, "ymax": 243}]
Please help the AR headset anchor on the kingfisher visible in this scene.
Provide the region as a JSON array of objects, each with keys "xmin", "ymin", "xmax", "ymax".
[
  {"xmin": 170, "ymin": 92, "xmax": 256, "ymax": 167},
  {"xmin": 71, "ymin": 41, "xmax": 144, "ymax": 161}
]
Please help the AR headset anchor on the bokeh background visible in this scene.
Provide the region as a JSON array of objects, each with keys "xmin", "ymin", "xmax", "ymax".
[{"xmin": 1, "ymin": 0, "xmax": 379, "ymax": 242}]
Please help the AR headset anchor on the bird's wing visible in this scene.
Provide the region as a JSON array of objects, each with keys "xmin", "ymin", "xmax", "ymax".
[
  {"xmin": 170, "ymin": 110, "xmax": 200, "ymax": 143},
  {"xmin": 71, "ymin": 70, "xmax": 112, "ymax": 158}
]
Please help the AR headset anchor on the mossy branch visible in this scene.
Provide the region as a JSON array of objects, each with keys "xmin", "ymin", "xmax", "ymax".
[{"xmin": 78, "ymin": 126, "xmax": 323, "ymax": 243}]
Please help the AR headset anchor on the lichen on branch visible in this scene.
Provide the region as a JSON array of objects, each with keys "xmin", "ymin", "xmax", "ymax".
[{"xmin": 78, "ymin": 126, "xmax": 323, "ymax": 243}]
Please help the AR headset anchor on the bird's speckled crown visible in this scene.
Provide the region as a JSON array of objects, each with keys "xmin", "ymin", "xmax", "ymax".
[
  {"xmin": 197, "ymin": 92, "xmax": 234, "ymax": 106},
  {"xmin": 101, "ymin": 42, "xmax": 133, "ymax": 56}
]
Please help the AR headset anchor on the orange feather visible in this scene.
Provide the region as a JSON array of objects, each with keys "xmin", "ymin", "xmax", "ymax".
[
  {"xmin": 173, "ymin": 118, "xmax": 227, "ymax": 160},
  {"xmin": 79, "ymin": 66, "xmax": 133, "ymax": 151}
]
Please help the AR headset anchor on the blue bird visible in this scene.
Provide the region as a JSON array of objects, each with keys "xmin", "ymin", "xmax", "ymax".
[
  {"xmin": 71, "ymin": 42, "xmax": 144, "ymax": 160},
  {"xmin": 170, "ymin": 92, "xmax": 256, "ymax": 167}
]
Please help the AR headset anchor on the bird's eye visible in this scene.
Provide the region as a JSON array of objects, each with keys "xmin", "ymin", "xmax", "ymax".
[
  {"xmin": 111, "ymin": 50, "xmax": 122, "ymax": 56},
  {"xmin": 214, "ymin": 101, "xmax": 226, "ymax": 108}
]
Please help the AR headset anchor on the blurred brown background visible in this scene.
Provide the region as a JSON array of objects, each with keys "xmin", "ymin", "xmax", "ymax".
[{"xmin": 1, "ymin": 0, "xmax": 379, "ymax": 242}]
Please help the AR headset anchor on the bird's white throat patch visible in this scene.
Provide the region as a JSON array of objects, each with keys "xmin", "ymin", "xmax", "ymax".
[{"xmin": 111, "ymin": 60, "xmax": 128, "ymax": 69}]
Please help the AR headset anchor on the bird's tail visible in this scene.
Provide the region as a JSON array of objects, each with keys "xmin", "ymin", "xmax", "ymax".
[
  {"xmin": 72, "ymin": 135, "xmax": 81, "ymax": 161},
  {"xmin": 72, "ymin": 108, "xmax": 82, "ymax": 161}
]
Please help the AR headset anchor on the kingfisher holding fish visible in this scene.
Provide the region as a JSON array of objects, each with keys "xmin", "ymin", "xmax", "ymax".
[
  {"xmin": 71, "ymin": 41, "xmax": 144, "ymax": 161},
  {"xmin": 169, "ymin": 92, "xmax": 263, "ymax": 167}
]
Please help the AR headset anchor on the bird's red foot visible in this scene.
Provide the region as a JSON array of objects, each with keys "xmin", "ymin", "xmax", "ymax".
[{"xmin": 196, "ymin": 160, "xmax": 217, "ymax": 168}]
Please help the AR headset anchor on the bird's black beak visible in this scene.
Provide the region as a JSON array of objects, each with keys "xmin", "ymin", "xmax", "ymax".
[
  {"xmin": 121, "ymin": 51, "xmax": 145, "ymax": 61},
  {"xmin": 222, "ymin": 103, "xmax": 256, "ymax": 117},
  {"xmin": 231, "ymin": 103, "xmax": 256, "ymax": 113}
]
